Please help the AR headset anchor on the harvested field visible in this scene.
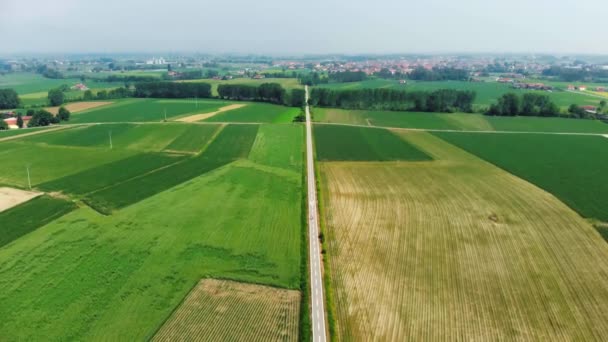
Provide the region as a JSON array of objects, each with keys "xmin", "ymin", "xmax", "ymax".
[
  {"xmin": 0, "ymin": 187, "xmax": 42, "ymax": 212},
  {"xmin": 154, "ymin": 279, "xmax": 301, "ymax": 341},
  {"xmin": 45, "ymin": 101, "xmax": 113, "ymax": 115},
  {"xmin": 319, "ymin": 131, "xmax": 608, "ymax": 341},
  {"xmin": 175, "ymin": 104, "xmax": 246, "ymax": 122}
]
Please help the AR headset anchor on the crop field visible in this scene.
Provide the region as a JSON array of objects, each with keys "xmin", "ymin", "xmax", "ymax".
[
  {"xmin": 318, "ymin": 130, "xmax": 608, "ymax": 340},
  {"xmin": 67, "ymin": 99, "xmax": 228, "ymax": 123},
  {"xmin": 23, "ymin": 123, "xmax": 210, "ymax": 152},
  {"xmin": 0, "ymin": 195, "xmax": 76, "ymax": 248},
  {"xmin": 203, "ymin": 102, "xmax": 300, "ymax": 123},
  {"xmin": 434, "ymin": 132, "xmax": 608, "ymax": 222},
  {"xmin": 84, "ymin": 124, "xmax": 259, "ymax": 213},
  {"xmin": 154, "ymin": 279, "xmax": 301, "ymax": 341},
  {"xmin": 0, "ymin": 126, "xmax": 59, "ymax": 140},
  {"xmin": 38, "ymin": 153, "xmax": 186, "ymax": 196},
  {"xmin": 316, "ymin": 79, "xmax": 603, "ymax": 109},
  {"xmin": 0, "ymin": 122, "xmax": 304, "ymax": 340},
  {"xmin": 314, "ymin": 124, "xmax": 432, "ymax": 161},
  {"xmin": 163, "ymin": 124, "xmax": 220, "ymax": 153},
  {"xmin": 0, "ymin": 141, "xmax": 135, "ymax": 187},
  {"xmin": 314, "ymin": 107, "xmax": 608, "ymax": 133}
]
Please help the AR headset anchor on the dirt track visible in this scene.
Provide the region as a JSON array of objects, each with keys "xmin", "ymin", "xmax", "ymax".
[
  {"xmin": 0, "ymin": 187, "xmax": 42, "ymax": 212},
  {"xmin": 45, "ymin": 101, "xmax": 112, "ymax": 115},
  {"xmin": 0, "ymin": 126, "xmax": 70, "ymax": 142},
  {"xmin": 175, "ymin": 104, "xmax": 246, "ymax": 122}
]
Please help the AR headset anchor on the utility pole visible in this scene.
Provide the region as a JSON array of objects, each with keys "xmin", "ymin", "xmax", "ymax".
[
  {"xmin": 26, "ymin": 165, "xmax": 32, "ymax": 190},
  {"xmin": 109, "ymin": 130, "xmax": 113, "ymax": 149},
  {"xmin": 195, "ymin": 96, "xmax": 198, "ymax": 108},
  {"xmin": 164, "ymin": 108, "xmax": 167, "ymax": 121}
]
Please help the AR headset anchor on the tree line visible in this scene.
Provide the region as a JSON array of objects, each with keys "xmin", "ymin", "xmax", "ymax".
[
  {"xmin": 542, "ymin": 66, "xmax": 608, "ymax": 82},
  {"xmin": 309, "ymin": 88, "xmax": 476, "ymax": 112},
  {"xmin": 217, "ymin": 83, "xmax": 305, "ymax": 107},
  {"xmin": 487, "ymin": 93, "xmax": 559, "ymax": 116},
  {"xmin": 134, "ymin": 82, "xmax": 212, "ymax": 98},
  {"xmin": 328, "ymin": 71, "xmax": 368, "ymax": 83},
  {"xmin": 407, "ymin": 67, "xmax": 470, "ymax": 81}
]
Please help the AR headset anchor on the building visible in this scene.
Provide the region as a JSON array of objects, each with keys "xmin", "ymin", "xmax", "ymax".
[
  {"xmin": 567, "ymin": 85, "xmax": 575, "ymax": 91},
  {"xmin": 70, "ymin": 83, "xmax": 89, "ymax": 91},
  {"xmin": 582, "ymin": 105, "xmax": 597, "ymax": 114},
  {"xmin": 578, "ymin": 85, "xmax": 587, "ymax": 91},
  {"xmin": 596, "ymin": 87, "xmax": 606, "ymax": 92},
  {"xmin": 3, "ymin": 116, "xmax": 31, "ymax": 129}
]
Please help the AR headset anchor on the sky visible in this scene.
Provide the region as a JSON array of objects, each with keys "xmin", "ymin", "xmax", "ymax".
[{"xmin": 1, "ymin": 0, "xmax": 607, "ymax": 55}]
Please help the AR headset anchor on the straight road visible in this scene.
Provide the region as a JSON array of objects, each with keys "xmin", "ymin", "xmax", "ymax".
[{"xmin": 305, "ymin": 86, "xmax": 328, "ymax": 342}]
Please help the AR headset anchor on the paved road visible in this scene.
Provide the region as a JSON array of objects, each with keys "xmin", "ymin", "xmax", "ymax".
[{"xmin": 305, "ymin": 86, "xmax": 328, "ymax": 342}]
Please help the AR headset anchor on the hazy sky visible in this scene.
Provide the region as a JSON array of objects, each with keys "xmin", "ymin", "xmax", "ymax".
[{"xmin": 1, "ymin": 0, "xmax": 607, "ymax": 55}]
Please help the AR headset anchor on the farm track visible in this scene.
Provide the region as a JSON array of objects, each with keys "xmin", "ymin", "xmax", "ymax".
[
  {"xmin": 319, "ymin": 132, "xmax": 608, "ymax": 341},
  {"xmin": 174, "ymin": 104, "xmax": 247, "ymax": 122},
  {"xmin": 0, "ymin": 125, "xmax": 73, "ymax": 142}
]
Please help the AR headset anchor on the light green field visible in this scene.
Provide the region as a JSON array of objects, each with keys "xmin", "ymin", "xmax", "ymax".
[
  {"xmin": 204, "ymin": 103, "xmax": 300, "ymax": 123},
  {"xmin": 319, "ymin": 130, "xmax": 608, "ymax": 340},
  {"xmin": 314, "ymin": 108, "xmax": 608, "ymax": 133},
  {"xmin": 0, "ymin": 123, "xmax": 304, "ymax": 340}
]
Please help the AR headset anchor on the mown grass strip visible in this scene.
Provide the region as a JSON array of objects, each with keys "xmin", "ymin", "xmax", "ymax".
[
  {"xmin": 84, "ymin": 124, "xmax": 259, "ymax": 213},
  {"xmin": 314, "ymin": 124, "xmax": 432, "ymax": 161},
  {"xmin": 0, "ymin": 195, "xmax": 77, "ymax": 248}
]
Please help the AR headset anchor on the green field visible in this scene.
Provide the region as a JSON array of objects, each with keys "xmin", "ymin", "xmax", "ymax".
[
  {"xmin": 316, "ymin": 79, "xmax": 603, "ymax": 109},
  {"xmin": 314, "ymin": 107, "xmax": 608, "ymax": 133},
  {"xmin": 84, "ymin": 124, "xmax": 259, "ymax": 213},
  {"xmin": 0, "ymin": 141, "xmax": 135, "ymax": 187},
  {"xmin": 162, "ymin": 124, "xmax": 220, "ymax": 153},
  {"xmin": 0, "ymin": 126, "xmax": 57, "ymax": 139},
  {"xmin": 314, "ymin": 124, "xmax": 432, "ymax": 161},
  {"xmin": 0, "ymin": 196, "xmax": 77, "ymax": 248},
  {"xmin": 67, "ymin": 99, "xmax": 228, "ymax": 123},
  {"xmin": 0, "ymin": 122, "xmax": 304, "ymax": 340},
  {"xmin": 434, "ymin": 132, "xmax": 608, "ymax": 222},
  {"xmin": 203, "ymin": 103, "xmax": 300, "ymax": 123},
  {"xmin": 38, "ymin": 153, "xmax": 186, "ymax": 196}
]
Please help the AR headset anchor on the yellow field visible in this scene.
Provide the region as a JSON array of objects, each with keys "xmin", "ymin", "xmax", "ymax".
[
  {"xmin": 319, "ymin": 131, "xmax": 608, "ymax": 341},
  {"xmin": 153, "ymin": 279, "xmax": 301, "ymax": 341}
]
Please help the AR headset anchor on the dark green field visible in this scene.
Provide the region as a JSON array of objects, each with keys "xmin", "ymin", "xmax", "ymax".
[
  {"xmin": 435, "ymin": 132, "xmax": 608, "ymax": 221},
  {"xmin": 85, "ymin": 124, "xmax": 259, "ymax": 213},
  {"xmin": 313, "ymin": 124, "xmax": 432, "ymax": 161},
  {"xmin": 0, "ymin": 196, "xmax": 77, "ymax": 248},
  {"xmin": 38, "ymin": 153, "xmax": 186, "ymax": 196}
]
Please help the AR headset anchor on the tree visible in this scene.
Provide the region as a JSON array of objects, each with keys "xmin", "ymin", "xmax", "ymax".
[
  {"xmin": 28, "ymin": 110, "xmax": 55, "ymax": 127},
  {"xmin": 57, "ymin": 107, "xmax": 71, "ymax": 121},
  {"xmin": 0, "ymin": 119, "xmax": 8, "ymax": 130},
  {"xmin": 16, "ymin": 113, "xmax": 23, "ymax": 128},
  {"xmin": 83, "ymin": 90, "xmax": 94, "ymax": 100},
  {"xmin": 0, "ymin": 88, "xmax": 21, "ymax": 109},
  {"xmin": 48, "ymin": 88, "xmax": 65, "ymax": 106}
]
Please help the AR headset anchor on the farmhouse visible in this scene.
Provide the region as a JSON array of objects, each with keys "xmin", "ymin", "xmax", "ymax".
[
  {"xmin": 71, "ymin": 83, "xmax": 89, "ymax": 91},
  {"xmin": 578, "ymin": 85, "xmax": 587, "ymax": 91},
  {"xmin": 582, "ymin": 105, "xmax": 597, "ymax": 114},
  {"xmin": 596, "ymin": 87, "xmax": 606, "ymax": 92},
  {"xmin": 567, "ymin": 85, "xmax": 575, "ymax": 91},
  {"xmin": 3, "ymin": 116, "xmax": 31, "ymax": 129}
]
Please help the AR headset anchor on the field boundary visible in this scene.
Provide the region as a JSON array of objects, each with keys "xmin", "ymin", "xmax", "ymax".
[{"xmin": 314, "ymin": 121, "xmax": 608, "ymax": 136}]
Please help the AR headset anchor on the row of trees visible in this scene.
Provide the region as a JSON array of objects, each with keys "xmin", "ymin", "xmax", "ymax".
[
  {"xmin": 27, "ymin": 107, "xmax": 70, "ymax": 127},
  {"xmin": 0, "ymin": 89, "xmax": 20, "ymax": 109},
  {"xmin": 542, "ymin": 66, "xmax": 608, "ymax": 82},
  {"xmin": 309, "ymin": 88, "xmax": 476, "ymax": 112},
  {"xmin": 134, "ymin": 82, "xmax": 212, "ymax": 98},
  {"xmin": 408, "ymin": 67, "xmax": 469, "ymax": 81},
  {"xmin": 487, "ymin": 93, "xmax": 559, "ymax": 116},
  {"xmin": 328, "ymin": 71, "xmax": 367, "ymax": 83},
  {"xmin": 217, "ymin": 83, "xmax": 305, "ymax": 107}
]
